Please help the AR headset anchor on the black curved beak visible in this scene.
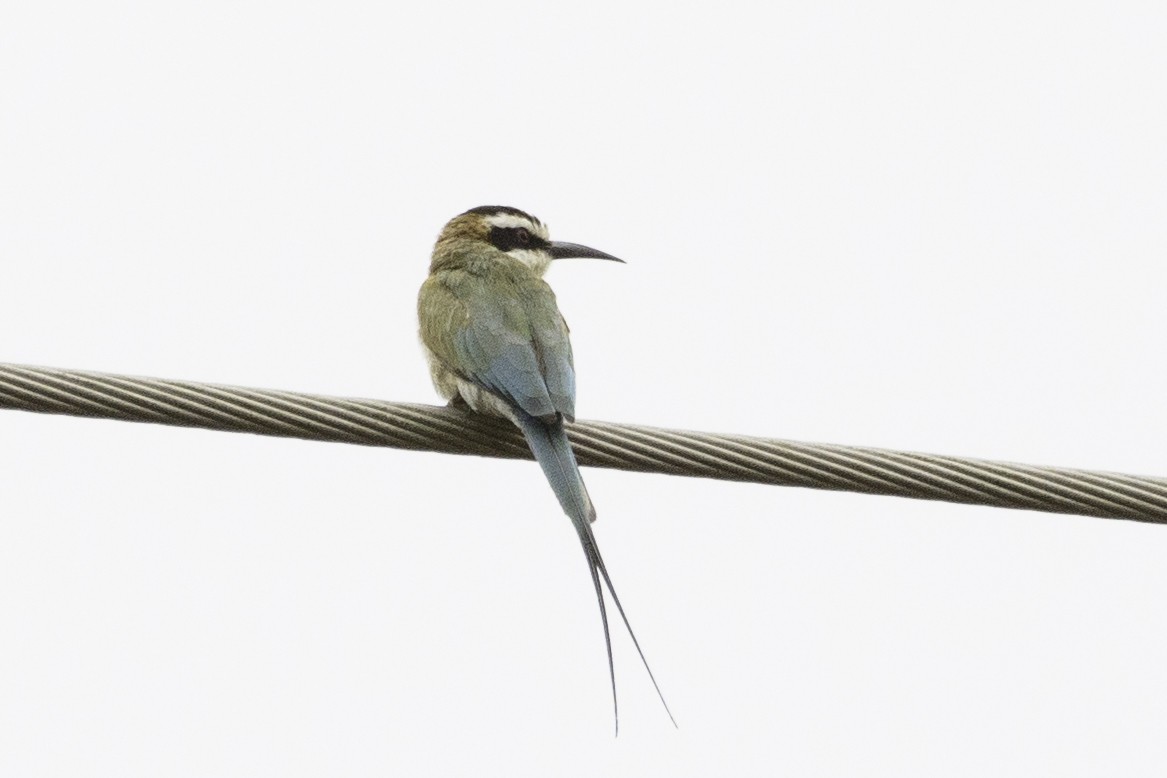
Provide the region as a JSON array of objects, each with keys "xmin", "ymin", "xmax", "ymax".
[{"xmin": 548, "ymin": 241, "xmax": 625, "ymax": 263}]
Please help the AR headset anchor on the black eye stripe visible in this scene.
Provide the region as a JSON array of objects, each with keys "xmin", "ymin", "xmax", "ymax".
[{"xmin": 489, "ymin": 226, "xmax": 549, "ymax": 253}]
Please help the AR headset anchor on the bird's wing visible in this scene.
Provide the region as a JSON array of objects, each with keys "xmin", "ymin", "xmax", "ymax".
[
  {"xmin": 529, "ymin": 303, "xmax": 576, "ymax": 422},
  {"xmin": 419, "ymin": 270, "xmax": 576, "ymax": 422}
]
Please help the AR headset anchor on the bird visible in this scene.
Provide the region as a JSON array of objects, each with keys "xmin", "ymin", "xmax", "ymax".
[{"xmin": 417, "ymin": 205, "xmax": 674, "ymax": 733}]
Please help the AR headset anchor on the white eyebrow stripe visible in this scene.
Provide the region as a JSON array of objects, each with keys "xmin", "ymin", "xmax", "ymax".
[{"xmin": 485, "ymin": 213, "xmax": 550, "ymax": 240}]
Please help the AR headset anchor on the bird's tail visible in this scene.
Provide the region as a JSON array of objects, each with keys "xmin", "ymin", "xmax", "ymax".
[
  {"xmin": 513, "ymin": 410, "xmax": 596, "ymax": 525},
  {"xmin": 512, "ymin": 409, "xmax": 676, "ymax": 734}
]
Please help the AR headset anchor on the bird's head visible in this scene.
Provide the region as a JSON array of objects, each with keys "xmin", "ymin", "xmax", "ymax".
[{"xmin": 431, "ymin": 205, "xmax": 623, "ymax": 276}]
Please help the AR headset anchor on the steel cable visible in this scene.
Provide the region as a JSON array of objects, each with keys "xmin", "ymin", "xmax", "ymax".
[{"xmin": 2, "ymin": 362, "xmax": 1165, "ymax": 523}]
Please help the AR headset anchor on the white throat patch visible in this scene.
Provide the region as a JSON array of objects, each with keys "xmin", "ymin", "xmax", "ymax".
[{"xmin": 508, "ymin": 247, "xmax": 551, "ymax": 275}]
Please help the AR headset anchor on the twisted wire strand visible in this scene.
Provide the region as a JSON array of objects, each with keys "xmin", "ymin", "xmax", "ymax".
[{"xmin": 2, "ymin": 362, "xmax": 1165, "ymax": 523}]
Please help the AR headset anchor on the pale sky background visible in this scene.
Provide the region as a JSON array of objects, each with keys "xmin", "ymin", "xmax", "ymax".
[{"xmin": 2, "ymin": 1, "xmax": 1166, "ymax": 775}]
